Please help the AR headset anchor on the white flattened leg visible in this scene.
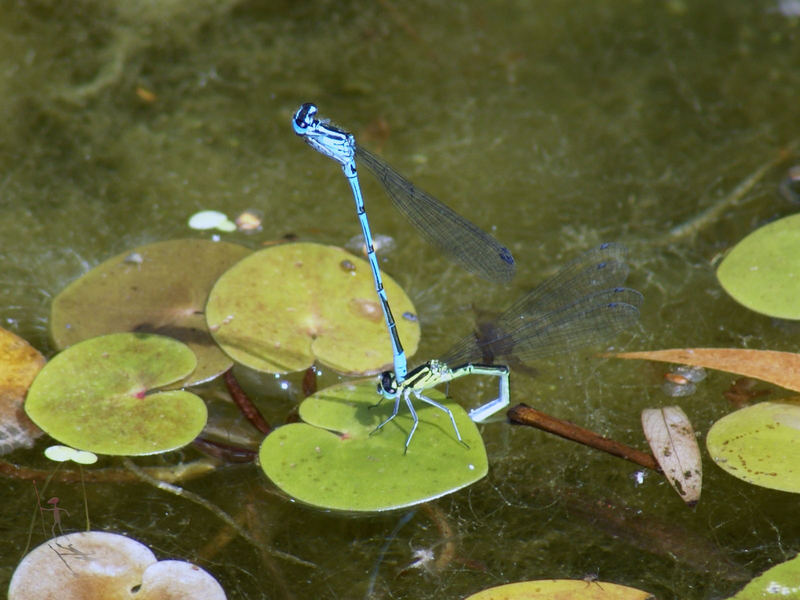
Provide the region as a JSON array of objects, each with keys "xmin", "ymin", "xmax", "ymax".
[{"xmin": 466, "ymin": 365, "xmax": 510, "ymax": 423}]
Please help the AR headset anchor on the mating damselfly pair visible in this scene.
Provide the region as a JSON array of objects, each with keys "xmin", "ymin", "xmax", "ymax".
[{"xmin": 293, "ymin": 103, "xmax": 641, "ymax": 451}]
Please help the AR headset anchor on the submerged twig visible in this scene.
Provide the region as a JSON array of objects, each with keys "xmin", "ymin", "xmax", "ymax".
[
  {"xmin": 301, "ymin": 366, "xmax": 318, "ymax": 398},
  {"xmin": 0, "ymin": 457, "xmax": 218, "ymax": 483},
  {"xmin": 658, "ymin": 141, "xmax": 798, "ymax": 245},
  {"xmin": 507, "ymin": 403, "xmax": 660, "ymax": 472},
  {"xmin": 421, "ymin": 502, "xmax": 458, "ymax": 573},
  {"xmin": 224, "ymin": 369, "xmax": 272, "ymax": 434},
  {"xmin": 122, "ymin": 458, "xmax": 315, "ymax": 568},
  {"xmin": 557, "ymin": 487, "xmax": 750, "ymax": 582},
  {"xmin": 366, "ymin": 510, "xmax": 416, "ymax": 599},
  {"xmin": 192, "ymin": 437, "xmax": 257, "ymax": 463}
]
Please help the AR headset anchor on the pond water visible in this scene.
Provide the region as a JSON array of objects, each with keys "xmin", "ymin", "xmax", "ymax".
[{"xmin": 2, "ymin": 1, "xmax": 800, "ymax": 598}]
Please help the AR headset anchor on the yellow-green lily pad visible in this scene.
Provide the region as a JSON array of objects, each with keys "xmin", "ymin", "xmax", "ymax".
[
  {"xmin": 25, "ymin": 333, "xmax": 206, "ymax": 456},
  {"xmin": 463, "ymin": 579, "xmax": 655, "ymax": 599},
  {"xmin": 206, "ymin": 243, "xmax": 420, "ymax": 375},
  {"xmin": 730, "ymin": 552, "xmax": 800, "ymax": 599},
  {"xmin": 258, "ymin": 379, "xmax": 486, "ymax": 511},
  {"xmin": 717, "ymin": 213, "xmax": 800, "ymax": 319},
  {"xmin": 706, "ymin": 399, "xmax": 800, "ymax": 493},
  {"xmin": 51, "ymin": 239, "xmax": 252, "ymax": 386}
]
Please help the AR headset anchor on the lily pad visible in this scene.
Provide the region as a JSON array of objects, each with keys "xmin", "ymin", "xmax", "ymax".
[
  {"xmin": 206, "ymin": 243, "xmax": 420, "ymax": 375},
  {"xmin": 0, "ymin": 327, "xmax": 45, "ymax": 454},
  {"xmin": 51, "ymin": 239, "xmax": 252, "ymax": 386},
  {"xmin": 9, "ymin": 531, "xmax": 226, "ymax": 599},
  {"xmin": 706, "ymin": 399, "xmax": 800, "ymax": 493},
  {"xmin": 25, "ymin": 333, "xmax": 206, "ymax": 456},
  {"xmin": 731, "ymin": 552, "xmax": 800, "ymax": 599},
  {"xmin": 717, "ymin": 213, "xmax": 800, "ymax": 319},
  {"xmin": 258, "ymin": 379, "xmax": 486, "ymax": 511},
  {"xmin": 463, "ymin": 579, "xmax": 655, "ymax": 599}
]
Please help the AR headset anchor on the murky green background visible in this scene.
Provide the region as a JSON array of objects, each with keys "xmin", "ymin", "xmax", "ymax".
[{"xmin": 2, "ymin": 1, "xmax": 800, "ymax": 598}]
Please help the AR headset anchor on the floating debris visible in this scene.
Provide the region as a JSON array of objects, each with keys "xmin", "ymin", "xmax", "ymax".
[
  {"xmin": 235, "ymin": 209, "xmax": 263, "ymax": 232},
  {"xmin": 188, "ymin": 210, "xmax": 236, "ymax": 232},
  {"xmin": 44, "ymin": 444, "xmax": 98, "ymax": 465},
  {"xmin": 661, "ymin": 365, "xmax": 706, "ymax": 397},
  {"xmin": 123, "ymin": 252, "xmax": 143, "ymax": 265},
  {"xmin": 779, "ymin": 165, "xmax": 800, "ymax": 203},
  {"xmin": 346, "ymin": 233, "xmax": 396, "ymax": 256},
  {"xmin": 135, "ymin": 86, "xmax": 157, "ymax": 103}
]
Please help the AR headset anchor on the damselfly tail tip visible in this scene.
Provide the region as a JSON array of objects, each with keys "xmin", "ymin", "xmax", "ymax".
[{"xmin": 494, "ymin": 249, "xmax": 516, "ymax": 284}]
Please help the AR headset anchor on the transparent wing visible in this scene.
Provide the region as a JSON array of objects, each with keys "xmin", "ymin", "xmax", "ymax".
[
  {"xmin": 439, "ymin": 245, "xmax": 641, "ymax": 366},
  {"xmin": 356, "ymin": 146, "xmax": 515, "ymax": 284}
]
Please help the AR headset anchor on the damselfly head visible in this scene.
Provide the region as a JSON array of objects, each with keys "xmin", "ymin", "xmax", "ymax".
[
  {"xmin": 292, "ymin": 103, "xmax": 318, "ymax": 134},
  {"xmin": 378, "ymin": 370, "xmax": 398, "ymax": 398}
]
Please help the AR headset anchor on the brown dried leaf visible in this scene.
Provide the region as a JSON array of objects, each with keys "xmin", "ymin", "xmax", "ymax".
[
  {"xmin": 612, "ymin": 348, "xmax": 800, "ymax": 392},
  {"xmin": 0, "ymin": 327, "xmax": 45, "ymax": 454}
]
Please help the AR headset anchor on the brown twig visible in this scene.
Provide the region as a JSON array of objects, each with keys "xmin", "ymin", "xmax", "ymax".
[
  {"xmin": 224, "ymin": 368, "xmax": 272, "ymax": 434},
  {"xmin": 507, "ymin": 404, "xmax": 661, "ymax": 472}
]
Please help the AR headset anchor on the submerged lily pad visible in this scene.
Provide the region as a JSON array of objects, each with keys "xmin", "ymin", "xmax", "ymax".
[
  {"xmin": 0, "ymin": 327, "xmax": 45, "ymax": 454},
  {"xmin": 206, "ymin": 243, "xmax": 420, "ymax": 375},
  {"xmin": 706, "ymin": 399, "xmax": 800, "ymax": 493},
  {"xmin": 25, "ymin": 333, "xmax": 206, "ymax": 456},
  {"xmin": 51, "ymin": 239, "xmax": 252, "ymax": 386},
  {"xmin": 258, "ymin": 379, "xmax": 487, "ymax": 511},
  {"xmin": 717, "ymin": 213, "xmax": 800, "ymax": 319},
  {"xmin": 9, "ymin": 531, "xmax": 226, "ymax": 600}
]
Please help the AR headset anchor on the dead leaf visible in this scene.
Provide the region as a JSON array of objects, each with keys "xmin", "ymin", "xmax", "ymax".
[
  {"xmin": 0, "ymin": 327, "xmax": 45, "ymax": 454},
  {"xmin": 642, "ymin": 406, "xmax": 702, "ymax": 505},
  {"xmin": 612, "ymin": 348, "xmax": 800, "ymax": 392}
]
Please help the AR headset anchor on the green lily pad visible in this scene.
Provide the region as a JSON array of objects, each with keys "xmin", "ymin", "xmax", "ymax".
[
  {"xmin": 717, "ymin": 213, "xmax": 800, "ymax": 319},
  {"xmin": 464, "ymin": 579, "xmax": 655, "ymax": 599},
  {"xmin": 706, "ymin": 399, "xmax": 800, "ymax": 493},
  {"xmin": 25, "ymin": 333, "xmax": 206, "ymax": 456},
  {"xmin": 258, "ymin": 379, "xmax": 487, "ymax": 511},
  {"xmin": 730, "ymin": 552, "xmax": 800, "ymax": 599},
  {"xmin": 206, "ymin": 243, "xmax": 420, "ymax": 375},
  {"xmin": 51, "ymin": 239, "xmax": 252, "ymax": 386}
]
